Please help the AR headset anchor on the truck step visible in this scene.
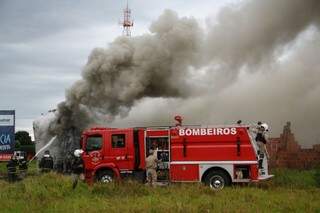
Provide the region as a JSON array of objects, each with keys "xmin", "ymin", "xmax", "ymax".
[
  {"xmin": 258, "ymin": 175, "xmax": 274, "ymax": 180},
  {"xmin": 144, "ymin": 181, "xmax": 169, "ymax": 186},
  {"xmin": 233, "ymin": 179, "xmax": 251, "ymax": 183}
]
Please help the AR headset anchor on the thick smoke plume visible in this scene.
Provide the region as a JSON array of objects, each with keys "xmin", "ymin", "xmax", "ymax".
[
  {"xmin": 204, "ymin": 0, "xmax": 320, "ymax": 90},
  {"xmin": 39, "ymin": 0, "xmax": 320, "ymax": 155},
  {"xmin": 51, "ymin": 10, "xmax": 202, "ymax": 136}
]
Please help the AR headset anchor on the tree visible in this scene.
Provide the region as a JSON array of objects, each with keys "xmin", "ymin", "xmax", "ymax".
[
  {"xmin": 14, "ymin": 141, "xmax": 21, "ymax": 149},
  {"xmin": 15, "ymin": 131, "xmax": 33, "ymax": 146}
]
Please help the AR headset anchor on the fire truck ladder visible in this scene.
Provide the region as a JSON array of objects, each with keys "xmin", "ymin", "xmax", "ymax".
[{"xmin": 247, "ymin": 128, "xmax": 273, "ymax": 179}]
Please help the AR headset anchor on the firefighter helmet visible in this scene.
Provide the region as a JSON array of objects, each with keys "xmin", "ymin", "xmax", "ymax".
[
  {"xmin": 261, "ymin": 123, "xmax": 269, "ymax": 131},
  {"xmin": 74, "ymin": 149, "xmax": 84, "ymax": 157}
]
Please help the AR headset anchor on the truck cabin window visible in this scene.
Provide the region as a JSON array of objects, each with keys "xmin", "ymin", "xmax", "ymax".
[
  {"xmin": 85, "ymin": 135, "xmax": 102, "ymax": 152},
  {"xmin": 112, "ymin": 134, "xmax": 125, "ymax": 148}
]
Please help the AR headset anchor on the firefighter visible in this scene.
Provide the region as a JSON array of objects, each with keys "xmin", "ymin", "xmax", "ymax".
[
  {"xmin": 39, "ymin": 150, "xmax": 54, "ymax": 173},
  {"xmin": 7, "ymin": 155, "xmax": 18, "ymax": 182},
  {"xmin": 255, "ymin": 123, "xmax": 269, "ymax": 168},
  {"xmin": 71, "ymin": 149, "xmax": 84, "ymax": 189},
  {"xmin": 152, "ymin": 140, "xmax": 158, "ymax": 150},
  {"xmin": 18, "ymin": 155, "xmax": 28, "ymax": 179},
  {"xmin": 145, "ymin": 149, "xmax": 160, "ymax": 186},
  {"xmin": 64, "ymin": 151, "xmax": 73, "ymax": 174}
]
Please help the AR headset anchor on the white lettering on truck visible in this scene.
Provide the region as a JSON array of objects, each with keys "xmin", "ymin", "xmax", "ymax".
[{"xmin": 179, "ymin": 128, "xmax": 237, "ymax": 136}]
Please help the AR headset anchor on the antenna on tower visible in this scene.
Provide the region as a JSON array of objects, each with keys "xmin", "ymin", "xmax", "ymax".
[{"xmin": 120, "ymin": 1, "xmax": 134, "ymax": 36}]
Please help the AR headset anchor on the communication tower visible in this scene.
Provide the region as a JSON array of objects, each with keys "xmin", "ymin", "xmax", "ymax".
[{"xmin": 120, "ymin": 1, "xmax": 134, "ymax": 36}]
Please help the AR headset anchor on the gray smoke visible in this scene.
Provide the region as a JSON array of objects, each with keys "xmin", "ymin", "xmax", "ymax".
[
  {"xmin": 45, "ymin": 0, "xmax": 320, "ymax": 151},
  {"xmin": 50, "ymin": 10, "xmax": 202, "ymax": 136},
  {"xmin": 112, "ymin": 0, "xmax": 320, "ymax": 147},
  {"xmin": 204, "ymin": 0, "xmax": 320, "ymax": 90}
]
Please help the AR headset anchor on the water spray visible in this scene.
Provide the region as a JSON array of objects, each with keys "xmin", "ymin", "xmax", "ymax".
[{"xmin": 29, "ymin": 135, "xmax": 57, "ymax": 163}]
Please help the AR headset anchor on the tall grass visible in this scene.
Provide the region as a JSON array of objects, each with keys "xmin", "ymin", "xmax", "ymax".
[
  {"xmin": 0, "ymin": 161, "xmax": 38, "ymax": 177},
  {"xmin": 261, "ymin": 169, "xmax": 319, "ymax": 189},
  {"xmin": 0, "ymin": 169, "xmax": 319, "ymax": 212}
]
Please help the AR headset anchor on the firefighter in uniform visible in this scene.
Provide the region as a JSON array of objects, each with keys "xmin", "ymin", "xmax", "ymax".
[
  {"xmin": 71, "ymin": 149, "xmax": 84, "ymax": 189},
  {"xmin": 18, "ymin": 155, "xmax": 28, "ymax": 179},
  {"xmin": 146, "ymin": 149, "xmax": 160, "ymax": 186},
  {"xmin": 7, "ymin": 155, "xmax": 18, "ymax": 182},
  {"xmin": 255, "ymin": 123, "xmax": 269, "ymax": 168},
  {"xmin": 39, "ymin": 150, "xmax": 54, "ymax": 173},
  {"xmin": 64, "ymin": 151, "xmax": 73, "ymax": 174}
]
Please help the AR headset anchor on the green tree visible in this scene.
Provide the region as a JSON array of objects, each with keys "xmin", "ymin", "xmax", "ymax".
[
  {"xmin": 15, "ymin": 131, "xmax": 33, "ymax": 146},
  {"xmin": 15, "ymin": 140, "xmax": 21, "ymax": 149}
]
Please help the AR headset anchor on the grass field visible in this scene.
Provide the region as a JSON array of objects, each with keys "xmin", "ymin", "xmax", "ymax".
[{"xmin": 0, "ymin": 164, "xmax": 320, "ymax": 212}]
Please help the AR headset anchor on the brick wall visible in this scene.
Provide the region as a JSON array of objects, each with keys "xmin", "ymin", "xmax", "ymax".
[{"xmin": 267, "ymin": 122, "xmax": 320, "ymax": 169}]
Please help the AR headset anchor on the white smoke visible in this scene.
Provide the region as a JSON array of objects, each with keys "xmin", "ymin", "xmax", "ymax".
[{"xmin": 33, "ymin": 112, "xmax": 57, "ymax": 150}]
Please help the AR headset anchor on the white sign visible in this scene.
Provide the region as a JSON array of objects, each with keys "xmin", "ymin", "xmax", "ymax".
[
  {"xmin": 179, "ymin": 128, "xmax": 237, "ymax": 136},
  {"xmin": 0, "ymin": 115, "xmax": 14, "ymax": 126}
]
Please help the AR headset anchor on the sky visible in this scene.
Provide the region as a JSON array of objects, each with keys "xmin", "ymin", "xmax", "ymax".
[{"xmin": 0, "ymin": 0, "xmax": 235, "ymax": 138}]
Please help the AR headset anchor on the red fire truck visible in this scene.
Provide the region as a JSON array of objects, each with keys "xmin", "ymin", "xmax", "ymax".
[{"xmin": 81, "ymin": 118, "xmax": 273, "ymax": 190}]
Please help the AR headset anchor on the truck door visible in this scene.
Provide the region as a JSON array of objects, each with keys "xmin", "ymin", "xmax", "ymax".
[
  {"xmin": 107, "ymin": 130, "xmax": 134, "ymax": 170},
  {"xmin": 82, "ymin": 133, "xmax": 104, "ymax": 169}
]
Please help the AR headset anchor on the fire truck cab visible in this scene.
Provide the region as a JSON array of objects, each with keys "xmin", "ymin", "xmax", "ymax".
[{"xmin": 81, "ymin": 123, "xmax": 273, "ymax": 190}]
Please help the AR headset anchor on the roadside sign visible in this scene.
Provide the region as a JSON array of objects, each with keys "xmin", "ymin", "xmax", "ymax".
[{"xmin": 0, "ymin": 110, "xmax": 15, "ymax": 161}]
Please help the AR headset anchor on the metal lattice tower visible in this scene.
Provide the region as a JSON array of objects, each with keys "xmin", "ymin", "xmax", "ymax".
[{"xmin": 120, "ymin": 1, "xmax": 134, "ymax": 36}]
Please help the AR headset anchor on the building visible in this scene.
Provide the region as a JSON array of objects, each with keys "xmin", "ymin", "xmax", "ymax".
[{"xmin": 267, "ymin": 122, "xmax": 320, "ymax": 169}]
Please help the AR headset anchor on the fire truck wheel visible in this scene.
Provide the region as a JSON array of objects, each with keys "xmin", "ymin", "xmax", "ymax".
[
  {"xmin": 204, "ymin": 170, "xmax": 230, "ymax": 190},
  {"xmin": 97, "ymin": 170, "xmax": 113, "ymax": 183}
]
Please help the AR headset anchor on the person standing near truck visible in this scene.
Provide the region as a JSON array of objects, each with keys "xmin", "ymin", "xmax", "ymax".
[
  {"xmin": 7, "ymin": 155, "xmax": 18, "ymax": 182},
  {"xmin": 255, "ymin": 123, "xmax": 269, "ymax": 169},
  {"xmin": 71, "ymin": 149, "xmax": 84, "ymax": 189},
  {"xmin": 145, "ymin": 149, "xmax": 160, "ymax": 186},
  {"xmin": 255, "ymin": 124, "xmax": 269, "ymax": 155},
  {"xmin": 18, "ymin": 155, "xmax": 28, "ymax": 179},
  {"xmin": 39, "ymin": 150, "xmax": 54, "ymax": 173},
  {"xmin": 64, "ymin": 151, "xmax": 73, "ymax": 174}
]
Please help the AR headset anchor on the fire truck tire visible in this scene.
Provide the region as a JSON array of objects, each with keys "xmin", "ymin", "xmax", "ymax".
[
  {"xmin": 97, "ymin": 170, "xmax": 114, "ymax": 183},
  {"xmin": 203, "ymin": 170, "xmax": 231, "ymax": 190}
]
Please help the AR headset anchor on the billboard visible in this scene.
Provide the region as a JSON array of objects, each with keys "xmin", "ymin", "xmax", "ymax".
[{"xmin": 0, "ymin": 110, "xmax": 15, "ymax": 161}]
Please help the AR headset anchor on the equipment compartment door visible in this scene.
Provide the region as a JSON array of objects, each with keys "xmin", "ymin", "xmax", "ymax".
[{"xmin": 170, "ymin": 164, "xmax": 199, "ymax": 182}]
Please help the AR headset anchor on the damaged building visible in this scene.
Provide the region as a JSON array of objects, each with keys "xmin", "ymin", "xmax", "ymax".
[{"xmin": 267, "ymin": 122, "xmax": 320, "ymax": 169}]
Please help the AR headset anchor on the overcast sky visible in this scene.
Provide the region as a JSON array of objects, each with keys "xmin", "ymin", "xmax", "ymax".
[{"xmin": 0, "ymin": 0, "xmax": 235, "ymax": 137}]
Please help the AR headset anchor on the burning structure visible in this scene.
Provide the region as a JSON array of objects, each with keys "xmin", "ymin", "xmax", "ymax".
[
  {"xmin": 33, "ymin": 110, "xmax": 80, "ymax": 168},
  {"xmin": 33, "ymin": 0, "xmax": 320, "ymax": 165}
]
